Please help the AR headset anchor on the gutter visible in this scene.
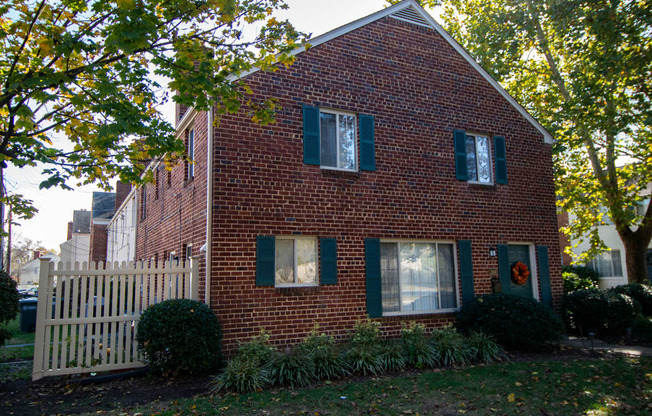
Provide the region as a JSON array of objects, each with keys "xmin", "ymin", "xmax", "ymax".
[{"xmin": 204, "ymin": 106, "xmax": 214, "ymax": 307}]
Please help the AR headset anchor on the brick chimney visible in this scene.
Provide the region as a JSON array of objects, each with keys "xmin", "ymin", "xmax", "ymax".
[
  {"xmin": 115, "ymin": 181, "xmax": 132, "ymax": 211},
  {"xmin": 67, "ymin": 222, "xmax": 73, "ymax": 240},
  {"xmin": 33, "ymin": 251, "xmax": 41, "ymax": 260}
]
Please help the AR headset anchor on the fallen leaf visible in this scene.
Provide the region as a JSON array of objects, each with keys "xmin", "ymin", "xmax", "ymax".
[
  {"xmin": 515, "ymin": 382, "xmax": 522, "ymax": 387},
  {"xmin": 508, "ymin": 393, "xmax": 515, "ymax": 403}
]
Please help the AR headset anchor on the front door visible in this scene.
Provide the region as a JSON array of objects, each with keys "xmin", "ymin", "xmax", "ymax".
[{"xmin": 509, "ymin": 245, "xmax": 534, "ymax": 298}]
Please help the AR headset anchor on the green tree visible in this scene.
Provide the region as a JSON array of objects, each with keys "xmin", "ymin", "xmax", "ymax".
[
  {"xmin": 0, "ymin": 0, "xmax": 306, "ymax": 221},
  {"xmin": 399, "ymin": 0, "xmax": 652, "ymax": 283},
  {"xmin": 0, "ymin": 270, "xmax": 19, "ymax": 346}
]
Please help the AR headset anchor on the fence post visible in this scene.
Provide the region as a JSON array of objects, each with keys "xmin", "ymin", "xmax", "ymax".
[
  {"xmin": 190, "ymin": 256, "xmax": 199, "ymax": 301},
  {"xmin": 32, "ymin": 258, "xmax": 52, "ymax": 381}
]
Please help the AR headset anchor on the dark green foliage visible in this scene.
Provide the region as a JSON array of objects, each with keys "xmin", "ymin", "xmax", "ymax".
[
  {"xmin": 344, "ymin": 318, "xmax": 385, "ymax": 376},
  {"xmin": 631, "ymin": 315, "xmax": 652, "ymax": 343},
  {"xmin": 465, "ymin": 332, "xmax": 505, "ymax": 363},
  {"xmin": 297, "ymin": 328, "xmax": 349, "ymax": 380},
  {"xmin": 0, "ymin": 272, "xmax": 20, "ymax": 347},
  {"xmin": 236, "ymin": 329, "xmax": 277, "ymax": 366},
  {"xmin": 456, "ymin": 294, "xmax": 563, "ymax": 351},
  {"xmin": 136, "ymin": 299, "xmax": 222, "ymax": 375},
  {"xmin": 563, "ymin": 289, "xmax": 638, "ymax": 337},
  {"xmin": 609, "ymin": 284, "xmax": 652, "ymax": 316},
  {"xmin": 562, "ymin": 271, "xmax": 598, "ymax": 294},
  {"xmin": 400, "ymin": 322, "xmax": 439, "ymax": 368},
  {"xmin": 211, "ymin": 357, "xmax": 271, "ymax": 394},
  {"xmin": 562, "ymin": 265, "xmax": 599, "ymax": 283},
  {"xmin": 268, "ymin": 350, "xmax": 316, "ymax": 388},
  {"xmin": 379, "ymin": 340, "xmax": 408, "ymax": 372},
  {"xmin": 430, "ymin": 326, "xmax": 473, "ymax": 366}
]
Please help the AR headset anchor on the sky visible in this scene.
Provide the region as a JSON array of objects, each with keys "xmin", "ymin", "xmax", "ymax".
[{"xmin": 7, "ymin": 0, "xmax": 440, "ymax": 251}]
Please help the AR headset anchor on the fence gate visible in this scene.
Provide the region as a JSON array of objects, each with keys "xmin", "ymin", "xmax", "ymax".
[{"xmin": 32, "ymin": 257, "xmax": 199, "ymax": 381}]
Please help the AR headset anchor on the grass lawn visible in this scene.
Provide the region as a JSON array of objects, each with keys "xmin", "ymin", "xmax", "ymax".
[
  {"xmin": 1, "ymin": 314, "xmax": 35, "ymax": 369},
  {"xmin": 144, "ymin": 357, "xmax": 652, "ymax": 416}
]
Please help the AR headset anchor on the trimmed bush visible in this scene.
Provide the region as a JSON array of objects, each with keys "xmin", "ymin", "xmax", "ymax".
[
  {"xmin": 136, "ymin": 298, "xmax": 223, "ymax": 375},
  {"xmin": 632, "ymin": 315, "xmax": 652, "ymax": 343},
  {"xmin": 401, "ymin": 322, "xmax": 439, "ymax": 368},
  {"xmin": 456, "ymin": 294, "xmax": 563, "ymax": 351},
  {"xmin": 465, "ymin": 332, "xmax": 505, "ymax": 363},
  {"xmin": 430, "ymin": 326, "xmax": 472, "ymax": 366},
  {"xmin": 609, "ymin": 284, "xmax": 652, "ymax": 316},
  {"xmin": 563, "ymin": 271, "xmax": 598, "ymax": 294},
  {"xmin": 0, "ymin": 271, "xmax": 20, "ymax": 347},
  {"xmin": 212, "ymin": 357, "xmax": 271, "ymax": 393},
  {"xmin": 563, "ymin": 288, "xmax": 638, "ymax": 337},
  {"xmin": 562, "ymin": 265, "xmax": 599, "ymax": 283}
]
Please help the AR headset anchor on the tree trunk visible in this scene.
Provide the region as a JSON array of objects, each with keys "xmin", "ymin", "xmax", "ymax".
[{"xmin": 621, "ymin": 234, "xmax": 651, "ymax": 284}]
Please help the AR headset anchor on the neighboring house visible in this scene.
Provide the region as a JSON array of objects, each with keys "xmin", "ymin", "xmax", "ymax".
[
  {"xmin": 89, "ymin": 191, "xmax": 116, "ymax": 264},
  {"xmin": 106, "ymin": 185, "xmax": 137, "ymax": 265},
  {"xmin": 560, "ymin": 185, "xmax": 652, "ymax": 287},
  {"xmin": 60, "ymin": 210, "xmax": 91, "ymax": 266},
  {"xmin": 17, "ymin": 252, "xmax": 60, "ymax": 286},
  {"xmin": 111, "ymin": 0, "xmax": 562, "ymax": 350}
]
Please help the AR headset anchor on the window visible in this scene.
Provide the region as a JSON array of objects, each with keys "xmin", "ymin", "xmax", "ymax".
[
  {"xmin": 275, "ymin": 237, "xmax": 318, "ymax": 286},
  {"xmin": 380, "ymin": 241, "xmax": 457, "ymax": 314},
  {"xmin": 303, "ymin": 105, "xmax": 375, "ymax": 171},
  {"xmin": 185, "ymin": 244, "xmax": 192, "ymax": 260},
  {"xmin": 185, "ymin": 128, "xmax": 195, "ymax": 180},
  {"xmin": 320, "ymin": 110, "xmax": 356, "ymax": 170},
  {"xmin": 465, "ymin": 134, "xmax": 491, "ymax": 183},
  {"xmin": 454, "ymin": 130, "xmax": 506, "ymax": 184},
  {"xmin": 588, "ymin": 250, "xmax": 623, "ymax": 277},
  {"xmin": 140, "ymin": 186, "xmax": 147, "ymax": 220}
]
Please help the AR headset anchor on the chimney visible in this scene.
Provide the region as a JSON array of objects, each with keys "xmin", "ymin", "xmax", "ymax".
[
  {"xmin": 67, "ymin": 222, "xmax": 73, "ymax": 240},
  {"xmin": 33, "ymin": 251, "xmax": 41, "ymax": 260},
  {"xmin": 115, "ymin": 181, "xmax": 132, "ymax": 211}
]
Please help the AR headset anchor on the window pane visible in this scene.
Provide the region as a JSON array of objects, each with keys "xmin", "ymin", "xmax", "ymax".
[
  {"xmin": 475, "ymin": 136, "xmax": 491, "ymax": 183},
  {"xmin": 438, "ymin": 244, "xmax": 456, "ymax": 309},
  {"xmin": 381, "ymin": 243, "xmax": 400, "ymax": 313},
  {"xmin": 296, "ymin": 239, "xmax": 317, "ymax": 284},
  {"xmin": 465, "ymin": 136, "xmax": 478, "ymax": 181},
  {"xmin": 338, "ymin": 115, "xmax": 356, "ymax": 169},
  {"xmin": 275, "ymin": 240, "xmax": 294, "ymax": 284},
  {"xmin": 320, "ymin": 113, "xmax": 337, "ymax": 168},
  {"xmin": 400, "ymin": 243, "xmax": 437, "ymax": 312},
  {"xmin": 611, "ymin": 250, "xmax": 623, "ymax": 277}
]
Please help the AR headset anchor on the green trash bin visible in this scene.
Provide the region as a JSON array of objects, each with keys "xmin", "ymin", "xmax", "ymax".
[{"xmin": 19, "ymin": 298, "xmax": 38, "ymax": 333}]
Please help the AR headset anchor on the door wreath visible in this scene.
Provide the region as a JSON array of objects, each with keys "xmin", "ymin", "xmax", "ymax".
[{"xmin": 511, "ymin": 261, "xmax": 530, "ymax": 285}]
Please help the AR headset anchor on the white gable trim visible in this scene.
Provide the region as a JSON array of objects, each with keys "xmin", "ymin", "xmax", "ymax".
[{"xmin": 231, "ymin": 0, "xmax": 554, "ymax": 144}]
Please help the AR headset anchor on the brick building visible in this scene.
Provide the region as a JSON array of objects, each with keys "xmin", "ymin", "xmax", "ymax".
[{"xmin": 125, "ymin": 0, "xmax": 562, "ymax": 351}]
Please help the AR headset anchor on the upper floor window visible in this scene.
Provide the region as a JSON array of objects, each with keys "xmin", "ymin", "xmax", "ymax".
[
  {"xmin": 140, "ymin": 186, "xmax": 147, "ymax": 220},
  {"xmin": 454, "ymin": 130, "xmax": 506, "ymax": 184},
  {"xmin": 185, "ymin": 128, "xmax": 195, "ymax": 180},
  {"xmin": 303, "ymin": 105, "xmax": 375, "ymax": 171}
]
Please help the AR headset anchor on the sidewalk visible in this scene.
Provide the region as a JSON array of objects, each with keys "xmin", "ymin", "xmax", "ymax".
[{"xmin": 560, "ymin": 335, "xmax": 652, "ymax": 357}]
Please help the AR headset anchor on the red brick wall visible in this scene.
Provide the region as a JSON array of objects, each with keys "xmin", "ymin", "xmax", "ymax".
[
  {"xmin": 89, "ymin": 223, "xmax": 108, "ymax": 264},
  {"xmin": 135, "ymin": 110, "xmax": 209, "ymax": 299},
  {"xmin": 558, "ymin": 212, "xmax": 572, "ymax": 266},
  {"xmin": 208, "ymin": 17, "xmax": 563, "ymax": 351},
  {"xmin": 115, "ymin": 182, "xmax": 132, "ymax": 211}
]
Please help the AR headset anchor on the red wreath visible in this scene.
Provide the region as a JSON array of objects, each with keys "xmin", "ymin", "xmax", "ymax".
[{"xmin": 511, "ymin": 261, "xmax": 530, "ymax": 285}]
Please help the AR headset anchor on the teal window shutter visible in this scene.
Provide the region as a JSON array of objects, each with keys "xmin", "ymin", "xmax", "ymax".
[
  {"xmin": 256, "ymin": 236, "xmax": 275, "ymax": 286},
  {"xmin": 537, "ymin": 246, "xmax": 553, "ymax": 307},
  {"xmin": 359, "ymin": 114, "xmax": 375, "ymax": 171},
  {"xmin": 365, "ymin": 238, "xmax": 382, "ymax": 318},
  {"xmin": 454, "ymin": 130, "xmax": 468, "ymax": 180},
  {"xmin": 494, "ymin": 136, "xmax": 507, "ymax": 184},
  {"xmin": 497, "ymin": 244, "xmax": 511, "ymax": 294},
  {"xmin": 320, "ymin": 238, "xmax": 337, "ymax": 285},
  {"xmin": 459, "ymin": 240, "xmax": 474, "ymax": 305},
  {"xmin": 303, "ymin": 105, "xmax": 320, "ymax": 165}
]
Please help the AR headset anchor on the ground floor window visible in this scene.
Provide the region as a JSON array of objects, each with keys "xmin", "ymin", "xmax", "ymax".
[
  {"xmin": 380, "ymin": 241, "xmax": 456, "ymax": 314},
  {"xmin": 587, "ymin": 250, "xmax": 623, "ymax": 278},
  {"xmin": 275, "ymin": 238, "xmax": 318, "ymax": 286}
]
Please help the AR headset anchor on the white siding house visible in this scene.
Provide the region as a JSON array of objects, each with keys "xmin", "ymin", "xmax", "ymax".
[{"xmin": 106, "ymin": 190, "xmax": 137, "ymax": 264}]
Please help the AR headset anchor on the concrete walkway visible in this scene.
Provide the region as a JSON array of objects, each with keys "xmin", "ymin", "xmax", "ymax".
[{"xmin": 560, "ymin": 335, "xmax": 652, "ymax": 357}]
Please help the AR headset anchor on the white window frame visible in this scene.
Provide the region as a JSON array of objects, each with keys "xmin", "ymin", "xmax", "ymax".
[
  {"xmin": 275, "ymin": 236, "xmax": 319, "ymax": 288},
  {"xmin": 380, "ymin": 239, "xmax": 460, "ymax": 317},
  {"xmin": 319, "ymin": 109, "xmax": 357, "ymax": 172},
  {"xmin": 187, "ymin": 128, "xmax": 195, "ymax": 179},
  {"xmin": 168, "ymin": 251, "xmax": 178, "ymax": 265},
  {"xmin": 465, "ymin": 133, "xmax": 493, "ymax": 185},
  {"xmin": 588, "ymin": 250, "xmax": 623, "ymax": 278},
  {"xmin": 185, "ymin": 244, "xmax": 192, "ymax": 260}
]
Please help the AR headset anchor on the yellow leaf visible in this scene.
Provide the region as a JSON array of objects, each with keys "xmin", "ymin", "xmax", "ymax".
[
  {"xmin": 515, "ymin": 382, "xmax": 522, "ymax": 387},
  {"xmin": 508, "ymin": 393, "xmax": 515, "ymax": 403}
]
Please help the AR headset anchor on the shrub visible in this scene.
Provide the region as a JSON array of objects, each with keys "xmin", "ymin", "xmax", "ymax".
[
  {"xmin": 268, "ymin": 350, "xmax": 316, "ymax": 388},
  {"xmin": 0, "ymin": 271, "xmax": 20, "ymax": 347},
  {"xmin": 456, "ymin": 294, "xmax": 563, "ymax": 351},
  {"xmin": 465, "ymin": 332, "xmax": 505, "ymax": 363},
  {"xmin": 236, "ymin": 329, "xmax": 277, "ymax": 365},
  {"xmin": 379, "ymin": 340, "xmax": 407, "ymax": 372},
  {"xmin": 632, "ymin": 315, "xmax": 652, "ymax": 343},
  {"xmin": 430, "ymin": 326, "xmax": 472, "ymax": 366},
  {"xmin": 297, "ymin": 327, "xmax": 349, "ymax": 380},
  {"xmin": 212, "ymin": 357, "xmax": 271, "ymax": 393},
  {"xmin": 609, "ymin": 284, "xmax": 652, "ymax": 316},
  {"xmin": 344, "ymin": 318, "xmax": 385, "ymax": 376},
  {"xmin": 562, "ymin": 265, "xmax": 599, "ymax": 283},
  {"xmin": 563, "ymin": 288, "xmax": 638, "ymax": 337},
  {"xmin": 136, "ymin": 298, "xmax": 223, "ymax": 375},
  {"xmin": 401, "ymin": 322, "xmax": 439, "ymax": 368},
  {"xmin": 563, "ymin": 271, "xmax": 598, "ymax": 294}
]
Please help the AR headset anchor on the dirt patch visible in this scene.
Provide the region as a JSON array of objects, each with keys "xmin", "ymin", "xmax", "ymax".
[{"xmin": 0, "ymin": 347, "xmax": 612, "ymax": 416}]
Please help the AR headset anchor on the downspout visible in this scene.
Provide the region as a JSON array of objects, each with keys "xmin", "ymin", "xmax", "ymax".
[{"xmin": 204, "ymin": 106, "xmax": 214, "ymax": 307}]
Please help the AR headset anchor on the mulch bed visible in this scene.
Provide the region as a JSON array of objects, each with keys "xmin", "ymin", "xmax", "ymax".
[{"xmin": 0, "ymin": 347, "xmax": 613, "ymax": 416}]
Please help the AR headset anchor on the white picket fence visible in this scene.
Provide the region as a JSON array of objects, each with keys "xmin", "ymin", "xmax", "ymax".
[{"xmin": 32, "ymin": 257, "xmax": 199, "ymax": 381}]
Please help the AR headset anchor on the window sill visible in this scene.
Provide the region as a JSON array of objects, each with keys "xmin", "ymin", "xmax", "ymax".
[
  {"xmin": 275, "ymin": 285, "xmax": 321, "ymax": 296},
  {"xmin": 184, "ymin": 177, "xmax": 195, "ymax": 187},
  {"xmin": 321, "ymin": 168, "xmax": 361, "ymax": 179},
  {"xmin": 382, "ymin": 308, "xmax": 459, "ymax": 317}
]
